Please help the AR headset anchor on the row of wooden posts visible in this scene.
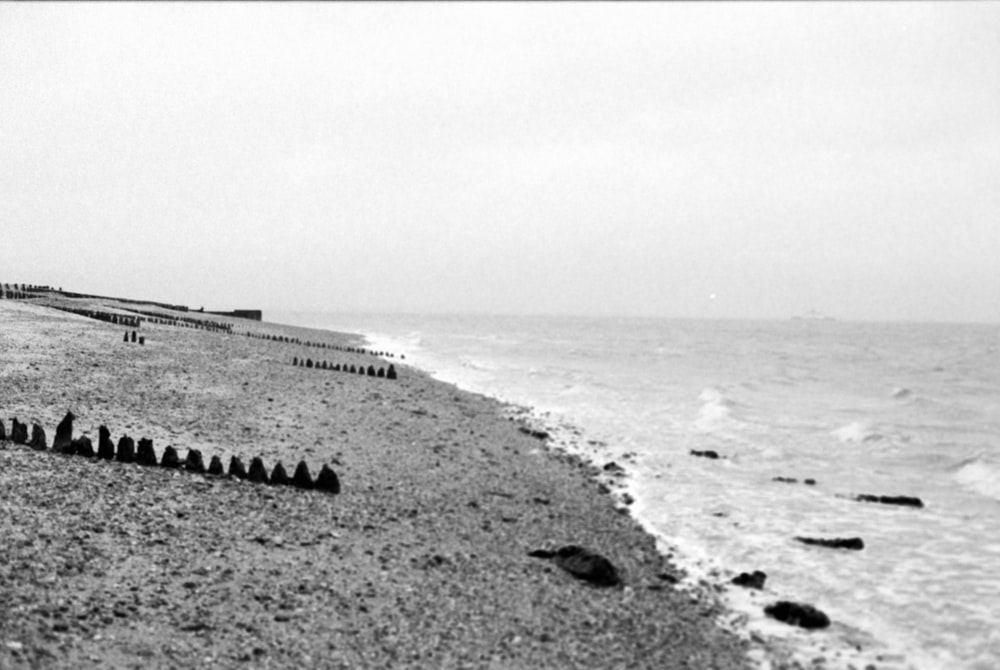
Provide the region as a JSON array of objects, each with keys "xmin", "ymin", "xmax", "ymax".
[
  {"xmin": 246, "ymin": 331, "xmax": 399, "ymax": 359},
  {"xmin": 293, "ymin": 357, "xmax": 398, "ymax": 379},
  {"xmin": 1, "ymin": 414, "xmax": 341, "ymax": 494}
]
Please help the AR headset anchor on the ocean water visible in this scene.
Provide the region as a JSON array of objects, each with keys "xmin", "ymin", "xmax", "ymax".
[{"xmin": 270, "ymin": 312, "xmax": 1000, "ymax": 670}]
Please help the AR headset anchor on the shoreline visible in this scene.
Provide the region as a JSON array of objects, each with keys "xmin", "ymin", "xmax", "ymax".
[
  {"xmin": 317, "ymin": 315, "xmax": 928, "ymax": 670},
  {"xmin": 1, "ymin": 296, "xmax": 754, "ymax": 669}
]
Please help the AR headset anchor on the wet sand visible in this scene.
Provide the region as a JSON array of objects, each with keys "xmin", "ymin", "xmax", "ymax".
[{"xmin": 0, "ymin": 297, "xmax": 753, "ymax": 669}]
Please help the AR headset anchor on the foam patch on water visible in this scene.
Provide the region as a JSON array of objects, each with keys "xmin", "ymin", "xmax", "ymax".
[
  {"xmin": 832, "ymin": 421, "xmax": 885, "ymax": 443},
  {"xmin": 953, "ymin": 455, "xmax": 1000, "ymax": 501}
]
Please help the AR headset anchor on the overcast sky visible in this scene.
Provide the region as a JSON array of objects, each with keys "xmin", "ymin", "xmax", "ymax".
[{"xmin": 2, "ymin": 3, "xmax": 998, "ymax": 322}]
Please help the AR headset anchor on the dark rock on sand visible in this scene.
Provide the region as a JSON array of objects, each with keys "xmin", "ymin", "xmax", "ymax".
[
  {"xmin": 292, "ymin": 460, "xmax": 313, "ymax": 489},
  {"xmin": 248, "ymin": 457, "xmax": 269, "ymax": 484},
  {"xmin": 116, "ymin": 436, "xmax": 135, "ymax": 463},
  {"xmin": 208, "ymin": 455, "xmax": 224, "ymax": 476},
  {"xmin": 773, "ymin": 477, "xmax": 798, "ymax": 484},
  {"xmin": 270, "ymin": 461, "xmax": 290, "ymax": 485},
  {"xmin": 11, "ymin": 418, "xmax": 28, "ymax": 445},
  {"xmin": 764, "ymin": 601, "xmax": 831, "ymax": 629},
  {"xmin": 854, "ymin": 494, "xmax": 924, "ymax": 508},
  {"xmin": 137, "ymin": 438, "xmax": 158, "ymax": 466},
  {"xmin": 98, "ymin": 426, "xmax": 115, "ymax": 459},
  {"xmin": 315, "ymin": 464, "xmax": 341, "ymax": 494},
  {"xmin": 184, "ymin": 449, "xmax": 205, "ymax": 473},
  {"xmin": 528, "ymin": 545, "xmax": 622, "ymax": 587},
  {"xmin": 53, "ymin": 412, "xmax": 75, "ymax": 452},
  {"xmin": 28, "ymin": 423, "xmax": 47, "ymax": 450},
  {"xmin": 229, "ymin": 456, "xmax": 248, "ymax": 479},
  {"xmin": 690, "ymin": 449, "xmax": 720, "ymax": 459},
  {"xmin": 795, "ymin": 536, "xmax": 864, "ymax": 551},
  {"xmin": 732, "ymin": 570, "xmax": 767, "ymax": 590},
  {"xmin": 72, "ymin": 436, "xmax": 95, "ymax": 458},
  {"xmin": 518, "ymin": 426, "xmax": 550, "ymax": 440}
]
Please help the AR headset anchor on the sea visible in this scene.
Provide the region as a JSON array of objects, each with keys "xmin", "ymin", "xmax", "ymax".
[{"xmin": 270, "ymin": 312, "xmax": 1000, "ymax": 670}]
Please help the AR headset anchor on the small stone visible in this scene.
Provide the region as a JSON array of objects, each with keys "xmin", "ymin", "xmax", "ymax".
[
  {"xmin": 795, "ymin": 536, "xmax": 864, "ymax": 551},
  {"xmin": 529, "ymin": 545, "xmax": 622, "ymax": 587},
  {"xmin": 248, "ymin": 457, "xmax": 269, "ymax": 484},
  {"xmin": 732, "ymin": 570, "xmax": 767, "ymax": 589},
  {"xmin": 315, "ymin": 464, "xmax": 340, "ymax": 494},
  {"xmin": 764, "ymin": 601, "xmax": 830, "ymax": 629},
  {"xmin": 854, "ymin": 493, "xmax": 923, "ymax": 508}
]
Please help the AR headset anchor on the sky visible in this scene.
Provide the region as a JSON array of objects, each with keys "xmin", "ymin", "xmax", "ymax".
[{"xmin": 2, "ymin": 3, "xmax": 998, "ymax": 323}]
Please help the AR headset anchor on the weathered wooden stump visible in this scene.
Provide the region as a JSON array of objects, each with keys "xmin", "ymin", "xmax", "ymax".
[
  {"xmin": 98, "ymin": 426, "xmax": 115, "ymax": 459},
  {"xmin": 229, "ymin": 455, "xmax": 248, "ymax": 479},
  {"xmin": 248, "ymin": 457, "xmax": 269, "ymax": 484},
  {"xmin": 184, "ymin": 449, "xmax": 205, "ymax": 473},
  {"xmin": 116, "ymin": 436, "xmax": 136, "ymax": 463},
  {"xmin": 208, "ymin": 455, "xmax": 224, "ymax": 476},
  {"xmin": 136, "ymin": 438, "xmax": 157, "ymax": 466},
  {"xmin": 5, "ymin": 420, "xmax": 23, "ymax": 445},
  {"xmin": 315, "ymin": 464, "xmax": 341, "ymax": 494},
  {"xmin": 28, "ymin": 424, "xmax": 47, "ymax": 451},
  {"xmin": 72, "ymin": 436, "xmax": 95, "ymax": 458},
  {"xmin": 292, "ymin": 460, "xmax": 313, "ymax": 489},
  {"xmin": 53, "ymin": 412, "xmax": 75, "ymax": 453},
  {"xmin": 270, "ymin": 461, "xmax": 290, "ymax": 485}
]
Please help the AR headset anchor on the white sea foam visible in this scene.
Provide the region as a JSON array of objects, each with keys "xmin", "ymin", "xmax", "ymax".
[
  {"xmin": 954, "ymin": 455, "xmax": 1000, "ymax": 501},
  {"xmin": 832, "ymin": 421, "xmax": 885, "ymax": 443}
]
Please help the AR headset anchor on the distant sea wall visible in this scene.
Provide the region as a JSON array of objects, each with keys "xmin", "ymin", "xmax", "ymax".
[
  {"xmin": 1, "ymin": 282, "xmax": 262, "ymax": 322},
  {"xmin": 206, "ymin": 309, "xmax": 262, "ymax": 321}
]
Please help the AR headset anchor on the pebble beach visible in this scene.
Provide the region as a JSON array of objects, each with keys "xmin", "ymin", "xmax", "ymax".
[{"xmin": 0, "ymin": 294, "xmax": 756, "ymax": 669}]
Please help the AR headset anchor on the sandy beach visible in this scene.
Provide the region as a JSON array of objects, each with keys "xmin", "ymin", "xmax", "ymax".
[{"xmin": 0, "ymin": 295, "xmax": 754, "ymax": 669}]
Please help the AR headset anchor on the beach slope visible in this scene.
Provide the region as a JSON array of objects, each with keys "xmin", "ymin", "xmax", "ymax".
[{"xmin": 0, "ymin": 298, "xmax": 751, "ymax": 669}]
